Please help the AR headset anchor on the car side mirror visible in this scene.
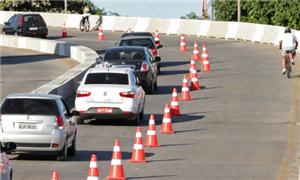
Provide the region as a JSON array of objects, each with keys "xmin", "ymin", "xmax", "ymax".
[
  {"xmin": 4, "ymin": 22, "xmax": 10, "ymax": 26},
  {"xmin": 96, "ymin": 56, "xmax": 103, "ymax": 64},
  {"xmin": 71, "ymin": 110, "xmax": 80, "ymax": 116},
  {"xmin": 155, "ymin": 56, "xmax": 161, "ymax": 62},
  {"xmin": 1, "ymin": 142, "xmax": 16, "ymax": 153},
  {"xmin": 157, "ymin": 44, "xmax": 163, "ymax": 49}
]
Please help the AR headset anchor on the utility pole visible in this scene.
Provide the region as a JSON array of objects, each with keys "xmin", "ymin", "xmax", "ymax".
[
  {"xmin": 64, "ymin": 0, "xmax": 67, "ymax": 14},
  {"xmin": 237, "ymin": 0, "xmax": 241, "ymax": 22},
  {"xmin": 202, "ymin": 0, "xmax": 207, "ymax": 19}
]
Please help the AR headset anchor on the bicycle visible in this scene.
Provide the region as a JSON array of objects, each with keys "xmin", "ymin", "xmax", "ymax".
[
  {"xmin": 284, "ymin": 50, "xmax": 293, "ymax": 78},
  {"xmin": 93, "ymin": 15, "xmax": 103, "ymax": 31},
  {"xmin": 79, "ymin": 13, "xmax": 90, "ymax": 32}
]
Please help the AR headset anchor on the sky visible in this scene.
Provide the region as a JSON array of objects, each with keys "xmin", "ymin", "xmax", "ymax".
[{"xmin": 92, "ymin": 0, "xmax": 205, "ymax": 19}]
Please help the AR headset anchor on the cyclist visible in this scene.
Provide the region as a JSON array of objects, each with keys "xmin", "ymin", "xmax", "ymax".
[
  {"xmin": 279, "ymin": 27, "xmax": 298, "ymax": 74},
  {"xmin": 82, "ymin": 2, "xmax": 90, "ymax": 26}
]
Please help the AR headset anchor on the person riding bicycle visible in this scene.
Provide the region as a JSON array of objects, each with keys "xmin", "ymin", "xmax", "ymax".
[
  {"xmin": 82, "ymin": 2, "xmax": 90, "ymax": 26},
  {"xmin": 279, "ymin": 27, "xmax": 298, "ymax": 74}
]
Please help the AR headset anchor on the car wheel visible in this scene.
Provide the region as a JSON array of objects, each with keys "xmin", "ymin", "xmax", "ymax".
[
  {"xmin": 154, "ymin": 81, "xmax": 158, "ymax": 91},
  {"xmin": 76, "ymin": 116, "xmax": 84, "ymax": 125},
  {"xmin": 57, "ymin": 142, "xmax": 68, "ymax": 161},
  {"xmin": 68, "ymin": 135, "xmax": 76, "ymax": 156}
]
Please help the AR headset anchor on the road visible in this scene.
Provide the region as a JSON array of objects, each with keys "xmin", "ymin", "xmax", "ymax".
[
  {"xmin": 0, "ymin": 46, "xmax": 78, "ymax": 100},
  {"xmin": 5, "ymin": 28, "xmax": 300, "ymax": 180}
]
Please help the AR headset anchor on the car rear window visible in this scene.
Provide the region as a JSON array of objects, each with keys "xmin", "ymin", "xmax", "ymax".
[
  {"xmin": 1, "ymin": 98, "xmax": 59, "ymax": 115},
  {"xmin": 23, "ymin": 15, "xmax": 44, "ymax": 27},
  {"xmin": 85, "ymin": 73, "xmax": 128, "ymax": 85},
  {"xmin": 104, "ymin": 49, "xmax": 145, "ymax": 61},
  {"xmin": 122, "ymin": 33, "xmax": 153, "ymax": 38},
  {"xmin": 119, "ymin": 39, "xmax": 155, "ymax": 49}
]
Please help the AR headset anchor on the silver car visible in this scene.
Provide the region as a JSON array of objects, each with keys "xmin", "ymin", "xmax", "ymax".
[
  {"xmin": 0, "ymin": 94, "xmax": 78, "ymax": 161},
  {"xmin": 0, "ymin": 143, "xmax": 14, "ymax": 180}
]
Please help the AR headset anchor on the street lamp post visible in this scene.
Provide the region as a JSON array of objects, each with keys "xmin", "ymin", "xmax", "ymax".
[
  {"xmin": 237, "ymin": 0, "xmax": 241, "ymax": 22},
  {"xmin": 64, "ymin": 0, "xmax": 67, "ymax": 14}
]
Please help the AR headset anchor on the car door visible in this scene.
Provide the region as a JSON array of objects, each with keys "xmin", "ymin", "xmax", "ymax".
[
  {"xmin": 130, "ymin": 71, "xmax": 144, "ymax": 112},
  {"xmin": 58, "ymin": 98, "xmax": 75, "ymax": 144}
]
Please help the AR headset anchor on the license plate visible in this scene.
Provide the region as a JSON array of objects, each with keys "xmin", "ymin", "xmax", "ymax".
[
  {"xmin": 97, "ymin": 108, "xmax": 113, "ymax": 113},
  {"xmin": 18, "ymin": 123, "xmax": 37, "ymax": 130},
  {"xmin": 29, "ymin": 27, "xmax": 38, "ymax": 30}
]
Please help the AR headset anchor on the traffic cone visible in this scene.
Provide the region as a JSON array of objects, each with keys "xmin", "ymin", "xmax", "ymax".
[
  {"xmin": 190, "ymin": 69, "xmax": 200, "ymax": 90},
  {"xmin": 202, "ymin": 60, "xmax": 211, "ymax": 72},
  {"xmin": 160, "ymin": 103, "xmax": 174, "ymax": 134},
  {"xmin": 62, "ymin": 23, "xmax": 67, "ymax": 38},
  {"xmin": 170, "ymin": 88, "xmax": 180, "ymax": 116},
  {"xmin": 189, "ymin": 57, "xmax": 197, "ymax": 78},
  {"xmin": 180, "ymin": 75, "xmax": 191, "ymax": 101},
  {"xmin": 145, "ymin": 114, "xmax": 160, "ymax": 147},
  {"xmin": 201, "ymin": 43, "xmax": 208, "ymax": 64},
  {"xmin": 179, "ymin": 34, "xmax": 188, "ymax": 52},
  {"xmin": 98, "ymin": 26, "xmax": 105, "ymax": 41},
  {"xmin": 51, "ymin": 171, "xmax": 59, "ymax": 180},
  {"xmin": 130, "ymin": 127, "xmax": 146, "ymax": 163},
  {"xmin": 193, "ymin": 41, "xmax": 201, "ymax": 61},
  {"xmin": 154, "ymin": 30, "xmax": 160, "ymax": 46},
  {"xmin": 87, "ymin": 154, "xmax": 100, "ymax": 180},
  {"xmin": 107, "ymin": 140, "xmax": 125, "ymax": 180}
]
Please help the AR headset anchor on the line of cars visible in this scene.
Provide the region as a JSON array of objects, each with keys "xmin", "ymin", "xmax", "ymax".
[{"xmin": 0, "ymin": 31, "xmax": 163, "ymax": 173}]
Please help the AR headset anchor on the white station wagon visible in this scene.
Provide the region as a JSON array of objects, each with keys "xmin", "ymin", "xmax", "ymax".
[{"xmin": 75, "ymin": 67, "xmax": 146, "ymax": 125}]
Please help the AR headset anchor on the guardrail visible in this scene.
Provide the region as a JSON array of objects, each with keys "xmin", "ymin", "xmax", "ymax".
[
  {"xmin": 0, "ymin": 34, "xmax": 98, "ymax": 100},
  {"xmin": 1, "ymin": 11, "xmax": 298, "ymax": 53}
]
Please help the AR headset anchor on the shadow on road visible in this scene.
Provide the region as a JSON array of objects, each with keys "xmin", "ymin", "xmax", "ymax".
[
  {"xmin": 160, "ymin": 60, "xmax": 189, "ymax": 68},
  {"xmin": 155, "ymin": 85, "xmax": 182, "ymax": 95},
  {"xmin": 159, "ymin": 70, "xmax": 189, "ymax": 76},
  {"xmin": 127, "ymin": 175, "xmax": 176, "ymax": 179},
  {"xmin": 47, "ymin": 35, "xmax": 75, "ymax": 40},
  {"xmin": 1, "ymin": 54, "xmax": 65, "ymax": 65}
]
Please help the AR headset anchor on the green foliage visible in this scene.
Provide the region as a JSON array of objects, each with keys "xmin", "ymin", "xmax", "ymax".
[
  {"xmin": 213, "ymin": 0, "xmax": 300, "ymax": 30},
  {"xmin": 180, "ymin": 12, "xmax": 200, "ymax": 19}
]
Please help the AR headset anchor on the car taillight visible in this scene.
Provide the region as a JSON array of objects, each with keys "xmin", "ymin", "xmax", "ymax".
[
  {"xmin": 55, "ymin": 115, "xmax": 64, "ymax": 128},
  {"xmin": 140, "ymin": 63, "xmax": 149, "ymax": 72},
  {"xmin": 152, "ymin": 48, "xmax": 157, "ymax": 56},
  {"xmin": 19, "ymin": 16, "xmax": 23, "ymax": 27},
  {"xmin": 119, "ymin": 91, "xmax": 135, "ymax": 98},
  {"xmin": 76, "ymin": 90, "xmax": 91, "ymax": 97}
]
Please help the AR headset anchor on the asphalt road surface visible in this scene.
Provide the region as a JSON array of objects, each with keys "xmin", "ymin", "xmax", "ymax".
[
  {"xmin": 5, "ymin": 28, "xmax": 300, "ymax": 180},
  {"xmin": 0, "ymin": 46, "xmax": 78, "ymax": 100}
]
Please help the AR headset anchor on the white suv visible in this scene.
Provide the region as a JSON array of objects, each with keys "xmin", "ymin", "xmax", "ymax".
[{"xmin": 75, "ymin": 67, "xmax": 145, "ymax": 125}]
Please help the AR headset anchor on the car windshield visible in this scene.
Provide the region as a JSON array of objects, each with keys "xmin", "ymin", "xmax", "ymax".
[
  {"xmin": 1, "ymin": 98, "xmax": 59, "ymax": 115},
  {"xmin": 119, "ymin": 39, "xmax": 155, "ymax": 49},
  {"xmin": 104, "ymin": 49, "xmax": 145, "ymax": 61},
  {"xmin": 85, "ymin": 73, "xmax": 129, "ymax": 85}
]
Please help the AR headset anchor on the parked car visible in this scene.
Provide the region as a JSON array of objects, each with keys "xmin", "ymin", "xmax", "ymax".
[
  {"xmin": 0, "ymin": 94, "xmax": 78, "ymax": 161},
  {"xmin": 3, "ymin": 13, "xmax": 48, "ymax": 38},
  {"xmin": 75, "ymin": 67, "xmax": 146, "ymax": 125},
  {"xmin": 97, "ymin": 46, "xmax": 159, "ymax": 94},
  {"xmin": 118, "ymin": 36, "xmax": 163, "ymax": 73},
  {"xmin": 0, "ymin": 143, "xmax": 15, "ymax": 180}
]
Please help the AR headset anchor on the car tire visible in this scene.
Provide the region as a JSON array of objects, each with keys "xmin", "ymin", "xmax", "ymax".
[
  {"xmin": 154, "ymin": 81, "xmax": 158, "ymax": 91},
  {"xmin": 68, "ymin": 135, "xmax": 76, "ymax": 156},
  {"xmin": 57, "ymin": 142, "xmax": 68, "ymax": 161},
  {"xmin": 76, "ymin": 116, "xmax": 84, "ymax": 125}
]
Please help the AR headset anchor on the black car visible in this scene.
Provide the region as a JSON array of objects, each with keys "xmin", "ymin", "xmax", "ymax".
[
  {"xmin": 3, "ymin": 13, "xmax": 48, "ymax": 38},
  {"xmin": 118, "ymin": 36, "xmax": 163, "ymax": 73},
  {"xmin": 97, "ymin": 46, "xmax": 159, "ymax": 94}
]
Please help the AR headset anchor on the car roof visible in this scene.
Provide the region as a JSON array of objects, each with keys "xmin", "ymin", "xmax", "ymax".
[
  {"xmin": 120, "ymin": 36, "xmax": 154, "ymax": 40},
  {"xmin": 106, "ymin": 46, "xmax": 146, "ymax": 51},
  {"xmin": 14, "ymin": 13, "xmax": 41, "ymax": 16},
  {"xmin": 3, "ymin": 93, "xmax": 62, "ymax": 100},
  {"xmin": 122, "ymin": 32, "xmax": 153, "ymax": 37},
  {"xmin": 89, "ymin": 67, "xmax": 133, "ymax": 74}
]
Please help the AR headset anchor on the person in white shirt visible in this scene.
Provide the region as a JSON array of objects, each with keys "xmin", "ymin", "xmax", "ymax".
[{"xmin": 279, "ymin": 28, "xmax": 298, "ymax": 74}]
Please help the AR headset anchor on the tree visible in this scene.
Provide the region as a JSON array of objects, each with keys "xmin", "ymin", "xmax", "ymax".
[{"xmin": 180, "ymin": 12, "xmax": 200, "ymax": 19}]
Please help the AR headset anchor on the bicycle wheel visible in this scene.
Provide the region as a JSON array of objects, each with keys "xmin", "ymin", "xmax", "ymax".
[{"xmin": 79, "ymin": 20, "xmax": 84, "ymax": 31}]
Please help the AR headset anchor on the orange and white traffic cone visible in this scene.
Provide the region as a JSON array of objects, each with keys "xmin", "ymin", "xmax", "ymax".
[
  {"xmin": 154, "ymin": 30, "xmax": 160, "ymax": 46},
  {"xmin": 98, "ymin": 26, "xmax": 105, "ymax": 41},
  {"xmin": 202, "ymin": 60, "xmax": 211, "ymax": 72},
  {"xmin": 189, "ymin": 57, "xmax": 197, "ymax": 78},
  {"xmin": 87, "ymin": 154, "xmax": 100, "ymax": 180},
  {"xmin": 193, "ymin": 41, "xmax": 201, "ymax": 61},
  {"xmin": 62, "ymin": 23, "xmax": 67, "ymax": 38},
  {"xmin": 160, "ymin": 103, "xmax": 174, "ymax": 134},
  {"xmin": 51, "ymin": 171, "xmax": 59, "ymax": 180},
  {"xmin": 106, "ymin": 140, "xmax": 125, "ymax": 180},
  {"xmin": 130, "ymin": 127, "xmax": 146, "ymax": 163},
  {"xmin": 179, "ymin": 34, "xmax": 188, "ymax": 52},
  {"xmin": 145, "ymin": 114, "xmax": 160, "ymax": 147},
  {"xmin": 180, "ymin": 75, "xmax": 191, "ymax": 101},
  {"xmin": 201, "ymin": 43, "xmax": 208, "ymax": 64},
  {"xmin": 170, "ymin": 88, "xmax": 180, "ymax": 116},
  {"xmin": 190, "ymin": 69, "xmax": 200, "ymax": 91}
]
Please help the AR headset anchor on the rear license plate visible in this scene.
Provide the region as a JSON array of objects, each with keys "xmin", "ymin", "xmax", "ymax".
[
  {"xmin": 97, "ymin": 107, "xmax": 113, "ymax": 113},
  {"xmin": 29, "ymin": 27, "xmax": 38, "ymax": 30},
  {"xmin": 18, "ymin": 123, "xmax": 37, "ymax": 130}
]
